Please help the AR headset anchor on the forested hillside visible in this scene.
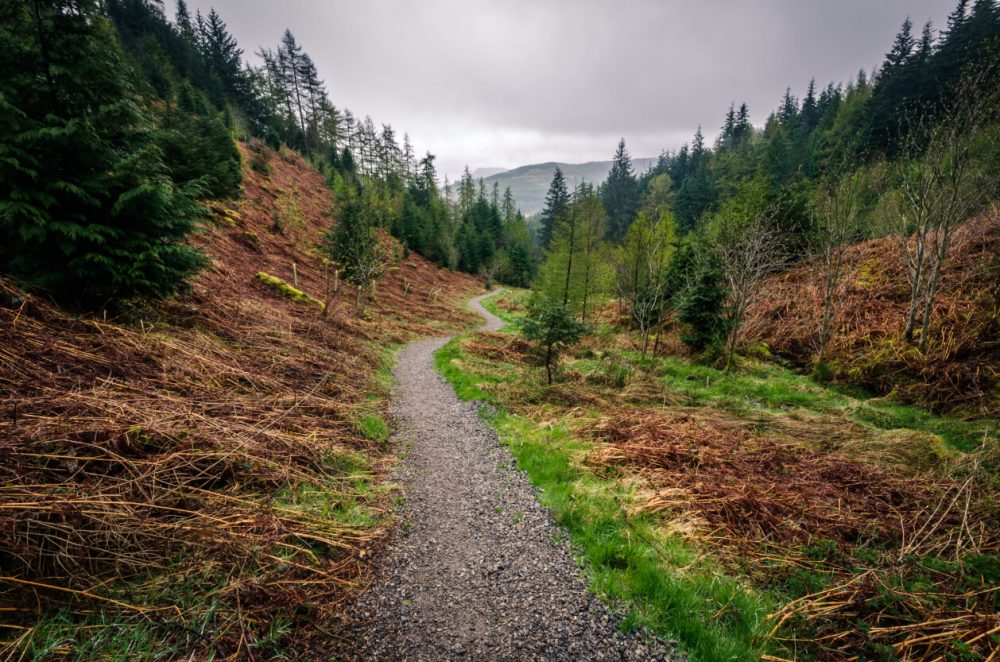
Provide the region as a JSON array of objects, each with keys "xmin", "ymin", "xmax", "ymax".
[
  {"xmin": 0, "ymin": 124, "xmax": 479, "ymax": 660},
  {"xmin": 527, "ymin": 0, "xmax": 1000, "ymax": 412},
  {"xmin": 0, "ymin": 0, "xmax": 534, "ymax": 310}
]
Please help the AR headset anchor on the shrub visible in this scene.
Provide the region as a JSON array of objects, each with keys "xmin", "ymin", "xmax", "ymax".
[
  {"xmin": 591, "ymin": 353, "xmax": 633, "ymax": 389},
  {"xmin": 519, "ymin": 298, "xmax": 588, "ymax": 384}
]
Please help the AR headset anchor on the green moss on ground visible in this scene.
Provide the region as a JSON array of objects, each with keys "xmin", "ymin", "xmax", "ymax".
[{"xmin": 254, "ymin": 272, "xmax": 324, "ymax": 308}]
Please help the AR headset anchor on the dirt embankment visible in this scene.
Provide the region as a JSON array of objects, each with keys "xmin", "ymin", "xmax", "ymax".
[{"xmin": 0, "ymin": 142, "xmax": 479, "ymax": 657}]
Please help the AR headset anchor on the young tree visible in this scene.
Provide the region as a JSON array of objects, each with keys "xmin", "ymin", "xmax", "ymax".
[
  {"xmin": 616, "ymin": 211, "xmax": 677, "ymax": 356},
  {"xmin": 325, "ymin": 188, "xmax": 388, "ymax": 310},
  {"xmin": 536, "ymin": 190, "xmax": 579, "ymax": 306},
  {"xmin": 536, "ymin": 185, "xmax": 612, "ymax": 320},
  {"xmin": 520, "ymin": 298, "xmax": 587, "ymax": 384},
  {"xmin": 575, "ymin": 185, "xmax": 614, "ymax": 322},
  {"xmin": 159, "ymin": 81, "xmax": 242, "ymax": 199},
  {"xmin": 670, "ymin": 238, "xmax": 730, "ymax": 354},
  {"xmin": 709, "ymin": 183, "xmax": 787, "ymax": 371},
  {"xmin": 888, "ymin": 70, "xmax": 997, "ymax": 352},
  {"xmin": 809, "ymin": 166, "xmax": 872, "ymax": 367}
]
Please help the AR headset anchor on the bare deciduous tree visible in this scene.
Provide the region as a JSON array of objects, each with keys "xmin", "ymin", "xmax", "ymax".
[
  {"xmin": 810, "ymin": 166, "xmax": 874, "ymax": 366},
  {"xmin": 712, "ymin": 200, "xmax": 787, "ymax": 372},
  {"xmin": 889, "ymin": 69, "xmax": 996, "ymax": 353},
  {"xmin": 615, "ymin": 212, "xmax": 676, "ymax": 357}
]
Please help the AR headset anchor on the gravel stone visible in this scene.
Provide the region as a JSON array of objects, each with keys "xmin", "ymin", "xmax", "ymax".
[{"xmin": 350, "ymin": 292, "xmax": 681, "ymax": 661}]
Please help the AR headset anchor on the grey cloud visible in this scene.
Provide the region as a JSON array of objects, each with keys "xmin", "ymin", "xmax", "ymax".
[{"xmin": 188, "ymin": 0, "xmax": 955, "ymax": 178}]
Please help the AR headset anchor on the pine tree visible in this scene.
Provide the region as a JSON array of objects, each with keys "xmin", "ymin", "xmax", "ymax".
[
  {"xmin": 278, "ymin": 29, "xmax": 308, "ymax": 144},
  {"xmin": 866, "ymin": 17, "xmax": 919, "ymax": 153},
  {"xmin": 778, "ymin": 88, "xmax": 798, "ymax": 125},
  {"xmin": 159, "ymin": 81, "xmax": 242, "ymax": 199},
  {"xmin": 601, "ymin": 138, "xmax": 639, "ymax": 242},
  {"xmin": 0, "ymin": 0, "xmax": 204, "ymax": 307},
  {"xmin": 734, "ymin": 103, "xmax": 751, "ymax": 143},
  {"xmin": 690, "ymin": 127, "xmax": 706, "ymax": 168},
  {"xmin": 539, "ymin": 167, "xmax": 569, "ymax": 248},
  {"xmin": 199, "ymin": 9, "xmax": 246, "ymax": 103},
  {"xmin": 800, "ymin": 79, "xmax": 819, "ymax": 132},
  {"xmin": 720, "ymin": 103, "xmax": 736, "ymax": 147},
  {"xmin": 673, "ymin": 239, "xmax": 729, "ymax": 353},
  {"xmin": 502, "ymin": 187, "xmax": 517, "ymax": 225},
  {"xmin": 175, "ymin": 0, "xmax": 194, "ymax": 41},
  {"xmin": 536, "ymin": 185, "xmax": 612, "ymax": 319},
  {"xmin": 458, "ymin": 166, "xmax": 476, "ymax": 218},
  {"xmin": 674, "ymin": 131, "xmax": 714, "ymax": 234}
]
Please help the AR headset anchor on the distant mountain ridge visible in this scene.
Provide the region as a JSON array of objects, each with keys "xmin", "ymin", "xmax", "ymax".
[
  {"xmin": 470, "ymin": 166, "xmax": 507, "ymax": 179},
  {"xmin": 474, "ymin": 157, "xmax": 658, "ymax": 216}
]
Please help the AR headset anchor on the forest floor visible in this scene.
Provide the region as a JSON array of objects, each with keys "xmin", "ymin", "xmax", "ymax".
[
  {"xmin": 435, "ymin": 289, "xmax": 999, "ymax": 661},
  {"xmin": 350, "ymin": 292, "xmax": 679, "ymax": 660}
]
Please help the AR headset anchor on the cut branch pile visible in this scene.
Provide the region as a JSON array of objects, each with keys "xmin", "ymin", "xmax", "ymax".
[
  {"xmin": 584, "ymin": 408, "xmax": 999, "ymax": 659},
  {"xmin": 584, "ymin": 410, "xmax": 945, "ymax": 546},
  {"xmin": 463, "ymin": 332, "xmax": 538, "ymax": 366}
]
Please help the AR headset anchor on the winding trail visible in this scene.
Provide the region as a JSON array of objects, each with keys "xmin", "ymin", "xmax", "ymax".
[{"xmin": 352, "ymin": 291, "xmax": 675, "ymax": 660}]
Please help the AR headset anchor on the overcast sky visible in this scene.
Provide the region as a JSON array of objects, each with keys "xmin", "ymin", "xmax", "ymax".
[{"xmin": 188, "ymin": 0, "xmax": 955, "ymax": 180}]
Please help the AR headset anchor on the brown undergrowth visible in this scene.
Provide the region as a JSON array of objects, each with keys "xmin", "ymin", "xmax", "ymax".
[
  {"xmin": 0, "ymin": 142, "xmax": 479, "ymax": 658},
  {"xmin": 744, "ymin": 208, "xmax": 1000, "ymax": 415}
]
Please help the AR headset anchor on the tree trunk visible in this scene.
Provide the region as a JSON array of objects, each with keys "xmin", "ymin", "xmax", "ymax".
[
  {"xmin": 817, "ymin": 249, "xmax": 840, "ymax": 366},
  {"xmin": 818, "ymin": 284, "xmax": 834, "ymax": 365},
  {"xmin": 903, "ymin": 235, "xmax": 927, "ymax": 343},
  {"xmin": 917, "ymin": 230, "xmax": 953, "ymax": 353},
  {"xmin": 724, "ymin": 306, "xmax": 743, "ymax": 374},
  {"xmin": 322, "ymin": 262, "xmax": 331, "ymax": 317},
  {"xmin": 30, "ymin": 0, "xmax": 58, "ymax": 111},
  {"xmin": 545, "ymin": 345, "xmax": 553, "ymax": 384},
  {"xmin": 562, "ymin": 207, "xmax": 578, "ymax": 306}
]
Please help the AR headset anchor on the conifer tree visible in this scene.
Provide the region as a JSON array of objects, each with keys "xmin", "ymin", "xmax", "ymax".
[
  {"xmin": 175, "ymin": 0, "xmax": 194, "ymax": 41},
  {"xmin": 502, "ymin": 187, "xmax": 517, "ymax": 224},
  {"xmin": 0, "ymin": 0, "xmax": 204, "ymax": 307},
  {"xmin": 539, "ymin": 167, "xmax": 569, "ymax": 248},
  {"xmin": 601, "ymin": 138, "xmax": 640, "ymax": 241},
  {"xmin": 672, "ymin": 238, "xmax": 729, "ymax": 353},
  {"xmin": 325, "ymin": 188, "xmax": 387, "ymax": 309},
  {"xmin": 199, "ymin": 9, "xmax": 247, "ymax": 103}
]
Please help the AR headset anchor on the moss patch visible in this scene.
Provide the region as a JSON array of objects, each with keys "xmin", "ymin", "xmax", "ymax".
[{"xmin": 254, "ymin": 272, "xmax": 324, "ymax": 308}]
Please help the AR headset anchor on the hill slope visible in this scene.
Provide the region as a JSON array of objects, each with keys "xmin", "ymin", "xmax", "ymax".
[
  {"xmin": 0, "ymin": 142, "xmax": 479, "ymax": 658},
  {"xmin": 480, "ymin": 157, "xmax": 658, "ymax": 216},
  {"xmin": 744, "ymin": 207, "xmax": 1000, "ymax": 414}
]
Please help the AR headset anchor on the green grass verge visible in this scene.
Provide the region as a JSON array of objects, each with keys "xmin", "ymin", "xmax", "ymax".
[
  {"xmin": 642, "ymin": 352, "xmax": 993, "ymax": 452},
  {"xmin": 476, "ymin": 288, "xmax": 522, "ymax": 329}
]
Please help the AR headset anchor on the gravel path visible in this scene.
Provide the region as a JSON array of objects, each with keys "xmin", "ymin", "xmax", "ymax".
[{"xmin": 351, "ymin": 291, "xmax": 678, "ymax": 661}]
